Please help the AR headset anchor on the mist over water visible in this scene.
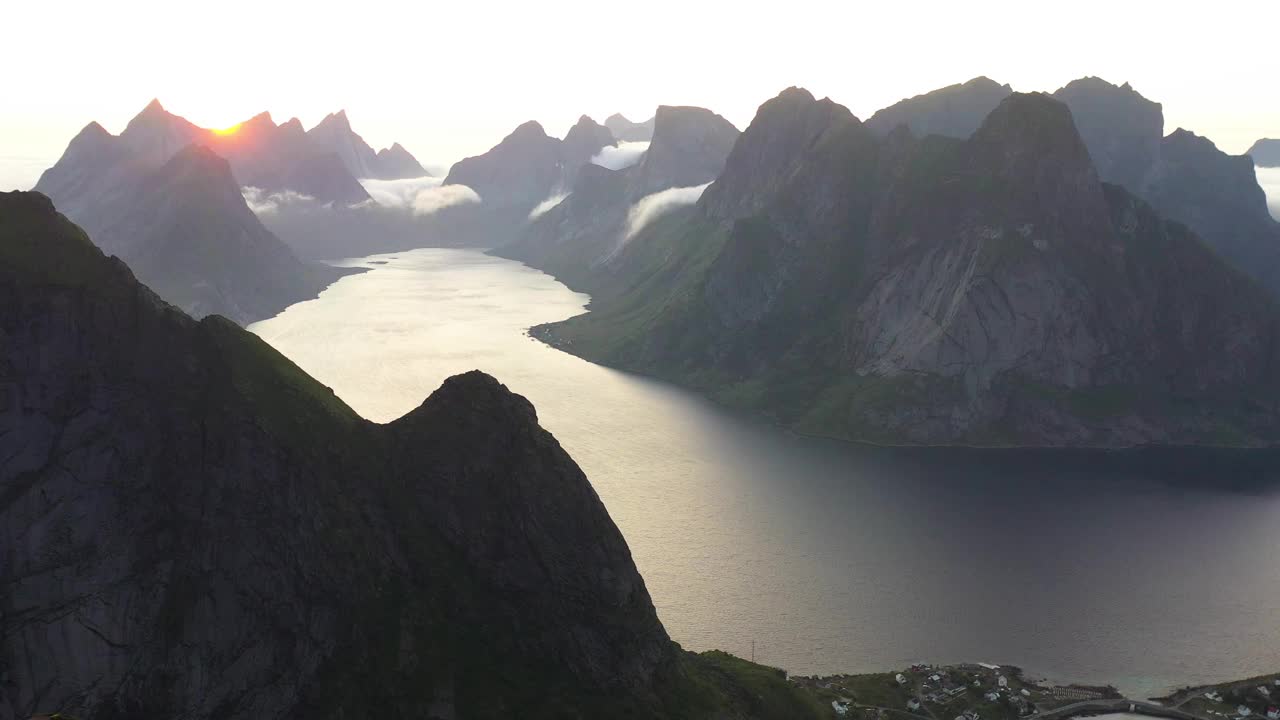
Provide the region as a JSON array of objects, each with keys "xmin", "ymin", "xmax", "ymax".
[{"xmin": 251, "ymin": 249, "xmax": 1280, "ymax": 699}]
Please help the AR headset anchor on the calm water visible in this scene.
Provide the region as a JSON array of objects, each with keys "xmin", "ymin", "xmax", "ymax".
[{"xmin": 250, "ymin": 249, "xmax": 1280, "ymax": 699}]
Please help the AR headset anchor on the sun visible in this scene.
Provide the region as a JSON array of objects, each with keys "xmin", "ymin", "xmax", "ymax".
[{"xmin": 211, "ymin": 123, "xmax": 242, "ymax": 136}]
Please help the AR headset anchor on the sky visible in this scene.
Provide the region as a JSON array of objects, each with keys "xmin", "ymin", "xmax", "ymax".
[{"xmin": 3, "ymin": 0, "xmax": 1279, "ymax": 190}]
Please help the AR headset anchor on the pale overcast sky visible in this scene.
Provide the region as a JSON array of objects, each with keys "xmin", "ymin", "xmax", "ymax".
[{"xmin": 3, "ymin": 0, "xmax": 1278, "ymax": 190}]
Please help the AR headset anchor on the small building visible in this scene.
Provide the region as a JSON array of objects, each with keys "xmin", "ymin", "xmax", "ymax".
[
  {"xmin": 985, "ymin": 692, "xmax": 1001, "ymax": 702},
  {"xmin": 1263, "ymin": 687, "xmax": 1274, "ymax": 699},
  {"xmin": 1266, "ymin": 708, "xmax": 1278, "ymax": 720},
  {"xmin": 1238, "ymin": 705, "xmax": 1252, "ymax": 717},
  {"xmin": 909, "ymin": 699, "xmax": 922, "ymax": 711},
  {"xmin": 833, "ymin": 699, "xmax": 851, "ymax": 717},
  {"xmin": 998, "ymin": 676, "xmax": 1009, "ymax": 688},
  {"xmin": 1021, "ymin": 689, "xmax": 1032, "ymax": 697},
  {"xmin": 897, "ymin": 674, "xmax": 908, "ymax": 685}
]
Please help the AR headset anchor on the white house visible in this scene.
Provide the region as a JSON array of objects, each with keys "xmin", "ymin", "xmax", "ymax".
[
  {"xmin": 897, "ymin": 674, "xmax": 908, "ymax": 685},
  {"xmin": 998, "ymin": 676, "xmax": 1009, "ymax": 688},
  {"xmin": 1261, "ymin": 687, "xmax": 1273, "ymax": 698},
  {"xmin": 986, "ymin": 692, "xmax": 1001, "ymax": 702},
  {"xmin": 909, "ymin": 699, "xmax": 922, "ymax": 711},
  {"xmin": 1021, "ymin": 689, "xmax": 1032, "ymax": 697},
  {"xmin": 1265, "ymin": 708, "xmax": 1278, "ymax": 720},
  {"xmin": 1238, "ymin": 705, "xmax": 1252, "ymax": 717},
  {"xmin": 833, "ymin": 700, "xmax": 850, "ymax": 717}
]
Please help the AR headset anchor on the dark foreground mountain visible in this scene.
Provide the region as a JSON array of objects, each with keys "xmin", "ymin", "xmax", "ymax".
[
  {"xmin": 534, "ymin": 89, "xmax": 1280, "ymax": 447},
  {"xmin": 34, "ymin": 123, "xmax": 352, "ymax": 324},
  {"xmin": 0, "ymin": 191, "xmax": 822, "ymax": 720},
  {"xmin": 1249, "ymin": 138, "xmax": 1280, "ymax": 167},
  {"xmin": 494, "ymin": 106, "xmax": 739, "ymax": 283}
]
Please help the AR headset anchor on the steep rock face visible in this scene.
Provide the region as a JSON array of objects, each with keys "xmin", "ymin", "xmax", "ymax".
[
  {"xmin": 537, "ymin": 91, "xmax": 1280, "ymax": 447},
  {"xmin": 0, "ymin": 192, "xmax": 822, "ymax": 720},
  {"xmin": 606, "ymin": 113, "xmax": 656, "ymax": 142},
  {"xmin": 1249, "ymin": 138, "xmax": 1280, "ymax": 167},
  {"xmin": 628, "ymin": 106, "xmax": 740, "ymax": 197},
  {"xmin": 1050, "ymin": 77, "xmax": 1163, "ymax": 191},
  {"xmin": 864, "ymin": 76, "xmax": 1012, "ymax": 139}
]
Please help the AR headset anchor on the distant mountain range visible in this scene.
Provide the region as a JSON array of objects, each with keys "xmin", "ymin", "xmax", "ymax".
[
  {"xmin": 493, "ymin": 105, "xmax": 739, "ymax": 283},
  {"xmin": 527, "ymin": 88, "xmax": 1280, "ymax": 448},
  {"xmin": 31, "ymin": 100, "xmax": 434, "ymax": 322},
  {"xmin": 0, "ymin": 189, "xmax": 823, "ymax": 720},
  {"xmin": 1250, "ymin": 138, "xmax": 1280, "ymax": 167}
]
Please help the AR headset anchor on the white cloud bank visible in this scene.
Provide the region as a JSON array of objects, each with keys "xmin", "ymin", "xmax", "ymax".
[
  {"xmin": 1258, "ymin": 166, "xmax": 1280, "ymax": 221},
  {"xmin": 359, "ymin": 176, "xmax": 481, "ymax": 216},
  {"xmin": 242, "ymin": 187, "xmax": 317, "ymax": 214},
  {"xmin": 528, "ymin": 192, "xmax": 569, "ymax": 221},
  {"xmin": 591, "ymin": 141, "xmax": 650, "ymax": 171},
  {"xmin": 624, "ymin": 183, "xmax": 711, "ymax": 241}
]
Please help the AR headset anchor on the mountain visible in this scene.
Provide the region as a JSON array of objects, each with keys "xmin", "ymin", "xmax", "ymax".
[
  {"xmin": 1051, "ymin": 77, "xmax": 1163, "ymax": 191},
  {"xmin": 865, "ymin": 76, "xmax": 1012, "ymax": 138},
  {"xmin": 628, "ymin": 106, "xmax": 740, "ymax": 197},
  {"xmin": 533, "ymin": 89, "xmax": 1280, "ymax": 448},
  {"xmin": 606, "ymin": 112, "xmax": 656, "ymax": 142},
  {"xmin": 306, "ymin": 110, "xmax": 429, "ymax": 180},
  {"xmin": 1050, "ymin": 77, "xmax": 1280, "ymax": 296},
  {"xmin": 375, "ymin": 142, "xmax": 431, "ymax": 179},
  {"xmin": 207, "ymin": 112, "xmax": 371, "ymax": 205},
  {"xmin": 35, "ymin": 117, "xmax": 353, "ymax": 324},
  {"xmin": 439, "ymin": 117, "xmax": 618, "ymax": 244},
  {"xmin": 494, "ymin": 107, "xmax": 739, "ymax": 283},
  {"xmin": 0, "ymin": 190, "xmax": 824, "ymax": 720},
  {"xmin": 1249, "ymin": 138, "xmax": 1280, "ymax": 167}
]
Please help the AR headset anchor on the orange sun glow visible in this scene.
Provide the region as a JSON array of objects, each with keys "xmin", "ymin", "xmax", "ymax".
[{"xmin": 211, "ymin": 123, "xmax": 242, "ymax": 136}]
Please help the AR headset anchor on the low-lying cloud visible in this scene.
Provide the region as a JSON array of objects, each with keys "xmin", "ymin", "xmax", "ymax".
[
  {"xmin": 528, "ymin": 192, "xmax": 569, "ymax": 221},
  {"xmin": 358, "ymin": 176, "xmax": 481, "ymax": 216},
  {"xmin": 1258, "ymin": 166, "xmax": 1280, "ymax": 221},
  {"xmin": 242, "ymin": 187, "xmax": 318, "ymax": 214},
  {"xmin": 624, "ymin": 183, "xmax": 711, "ymax": 241},
  {"xmin": 592, "ymin": 142, "xmax": 650, "ymax": 171}
]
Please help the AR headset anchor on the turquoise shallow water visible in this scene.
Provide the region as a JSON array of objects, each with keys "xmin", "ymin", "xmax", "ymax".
[{"xmin": 251, "ymin": 248, "xmax": 1280, "ymax": 699}]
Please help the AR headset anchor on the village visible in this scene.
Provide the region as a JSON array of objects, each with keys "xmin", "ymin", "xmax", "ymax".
[
  {"xmin": 792, "ymin": 663, "xmax": 1120, "ymax": 720},
  {"xmin": 793, "ymin": 667, "xmax": 1280, "ymax": 720}
]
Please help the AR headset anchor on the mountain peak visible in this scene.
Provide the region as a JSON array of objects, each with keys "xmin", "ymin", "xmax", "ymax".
[
  {"xmin": 511, "ymin": 120, "xmax": 549, "ymax": 140},
  {"xmin": 141, "ymin": 97, "xmax": 166, "ymax": 115}
]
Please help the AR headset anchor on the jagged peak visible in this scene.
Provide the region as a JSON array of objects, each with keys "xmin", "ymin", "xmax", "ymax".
[
  {"xmin": 141, "ymin": 98, "xmax": 166, "ymax": 115},
  {"xmin": 313, "ymin": 110, "xmax": 353, "ymax": 132},
  {"xmin": 963, "ymin": 76, "xmax": 1011, "ymax": 91},
  {"xmin": 606, "ymin": 112, "xmax": 632, "ymax": 124}
]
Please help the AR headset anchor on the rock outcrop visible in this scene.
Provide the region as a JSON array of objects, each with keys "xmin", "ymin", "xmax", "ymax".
[
  {"xmin": 0, "ymin": 191, "xmax": 822, "ymax": 720},
  {"xmin": 536, "ymin": 90, "xmax": 1280, "ymax": 447}
]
